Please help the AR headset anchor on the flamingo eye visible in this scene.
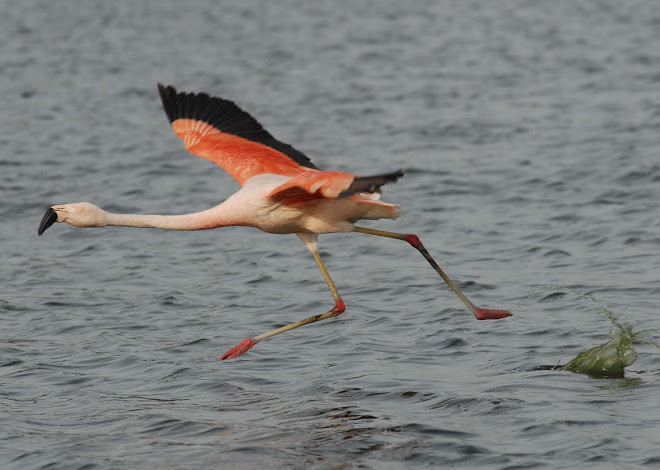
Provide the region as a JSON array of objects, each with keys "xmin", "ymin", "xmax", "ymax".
[{"xmin": 76, "ymin": 207, "xmax": 84, "ymax": 214}]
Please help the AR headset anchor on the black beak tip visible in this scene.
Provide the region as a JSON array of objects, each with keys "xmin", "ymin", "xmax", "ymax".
[{"xmin": 38, "ymin": 207, "xmax": 58, "ymax": 236}]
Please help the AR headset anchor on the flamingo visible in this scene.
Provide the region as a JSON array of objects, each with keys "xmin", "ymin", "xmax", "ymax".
[{"xmin": 38, "ymin": 84, "xmax": 511, "ymax": 360}]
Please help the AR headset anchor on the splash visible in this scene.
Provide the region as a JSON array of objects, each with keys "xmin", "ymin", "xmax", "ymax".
[{"xmin": 521, "ymin": 285, "xmax": 659, "ymax": 378}]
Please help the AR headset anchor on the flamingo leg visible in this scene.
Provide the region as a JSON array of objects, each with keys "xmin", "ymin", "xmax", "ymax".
[
  {"xmin": 353, "ymin": 226, "xmax": 511, "ymax": 320},
  {"xmin": 220, "ymin": 235, "xmax": 345, "ymax": 360}
]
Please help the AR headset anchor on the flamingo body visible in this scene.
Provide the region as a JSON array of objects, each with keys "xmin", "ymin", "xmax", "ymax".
[
  {"xmin": 213, "ymin": 173, "xmax": 399, "ymax": 235},
  {"xmin": 38, "ymin": 84, "xmax": 511, "ymax": 361}
]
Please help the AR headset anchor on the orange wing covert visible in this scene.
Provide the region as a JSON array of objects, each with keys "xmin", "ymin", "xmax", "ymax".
[
  {"xmin": 184, "ymin": 127, "xmax": 309, "ymax": 185},
  {"xmin": 268, "ymin": 171, "xmax": 356, "ymax": 202}
]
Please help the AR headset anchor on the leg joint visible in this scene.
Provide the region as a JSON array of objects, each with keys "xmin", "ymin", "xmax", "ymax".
[
  {"xmin": 332, "ymin": 298, "xmax": 346, "ymax": 316},
  {"xmin": 404, "ymin": 234, "xmax": 423, "ymax": 249}
]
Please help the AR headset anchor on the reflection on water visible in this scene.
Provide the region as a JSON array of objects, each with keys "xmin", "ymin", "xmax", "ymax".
[{"xmin": 598, "ymin": 377, "xmax": 645, "ymax": 390}]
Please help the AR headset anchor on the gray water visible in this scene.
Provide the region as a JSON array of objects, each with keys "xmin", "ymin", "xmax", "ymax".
[{"xmin": 3, "ymin": 0, "xmax": 660, "ymax": 468}]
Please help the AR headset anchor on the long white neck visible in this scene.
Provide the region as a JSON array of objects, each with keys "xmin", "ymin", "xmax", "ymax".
[{"xmin": 105, "ymin": 204, "xmax": 239, "ymax": 231}]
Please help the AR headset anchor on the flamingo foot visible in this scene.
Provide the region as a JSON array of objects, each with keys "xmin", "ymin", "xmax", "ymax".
[
  {"xmin": 473, "ymin": 308, "xmax": 512, "ymax": 320},
  {"xmin": 219, "ymin": 338, "xmax": 257, "ymax": 360}
]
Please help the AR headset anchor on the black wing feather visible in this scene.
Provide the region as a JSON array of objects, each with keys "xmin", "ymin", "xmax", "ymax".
[{"xmin": 339, "ymin": 170, "xmax": 405, "ymax": 197}]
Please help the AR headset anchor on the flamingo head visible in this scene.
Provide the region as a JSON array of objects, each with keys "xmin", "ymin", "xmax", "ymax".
[{"xmin": 38, "ymin": 202, "xmax": 108, "ymax": 235}]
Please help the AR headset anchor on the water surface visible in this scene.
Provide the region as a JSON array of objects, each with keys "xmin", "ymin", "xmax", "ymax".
[{"xmin": 2, "ymin": 1, "xmax": 660, "ymax": 468}]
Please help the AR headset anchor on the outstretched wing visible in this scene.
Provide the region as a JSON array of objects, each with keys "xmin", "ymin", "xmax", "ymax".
[{"xmin": 158, "ymin": 84, "xmax": 318, "ymax": 185}]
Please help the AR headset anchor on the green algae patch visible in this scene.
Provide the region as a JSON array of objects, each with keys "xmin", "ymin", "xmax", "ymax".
[{"xmin": 559, "ymin": 324, "xmax": 637, "ymax": 378}]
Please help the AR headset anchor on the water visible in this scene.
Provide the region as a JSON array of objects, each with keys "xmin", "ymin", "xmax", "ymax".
[{"xmin": 3, "ymin": 0, "xmax": 660, "ymax": 468}]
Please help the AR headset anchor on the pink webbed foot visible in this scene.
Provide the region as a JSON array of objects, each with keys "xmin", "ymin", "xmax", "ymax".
[
  {"xmin": 219, "ymin": 338, "xmax": 257, "ymax": 360},
  {"xmin": 473, "ymin": 308, "xmax": 512, "ymax": 320}
]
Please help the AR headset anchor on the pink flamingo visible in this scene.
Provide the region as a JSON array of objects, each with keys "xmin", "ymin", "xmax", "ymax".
[{"xmin": 38, "ymin": 84, "xmax": 511, "ymax": 360}]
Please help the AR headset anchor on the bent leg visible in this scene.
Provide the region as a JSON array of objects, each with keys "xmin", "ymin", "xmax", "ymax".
[{"xmin": 220, "ymin": 234, "xmax": 345, "ymax": 360}]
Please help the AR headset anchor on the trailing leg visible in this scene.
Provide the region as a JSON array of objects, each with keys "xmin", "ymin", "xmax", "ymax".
[{"xmin": 354, "ymin": 226, "xmax": 511, "ymax": 320}]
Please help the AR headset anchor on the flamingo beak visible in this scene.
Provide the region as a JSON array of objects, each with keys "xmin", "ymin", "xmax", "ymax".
[{"xmin": 38, "ymin": 207, "xmax": 58, "ymax": 236}]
